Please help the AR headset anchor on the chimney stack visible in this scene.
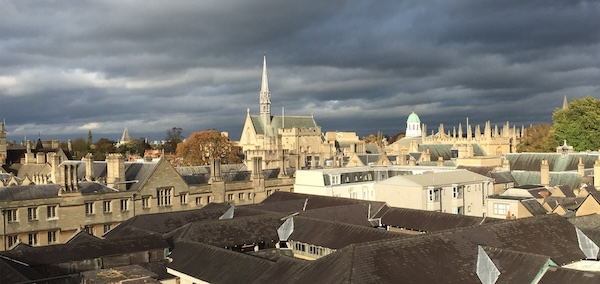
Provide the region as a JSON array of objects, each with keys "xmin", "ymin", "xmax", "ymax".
[
  {"xmin": 540, "ymin": 159, "xmax": 550, "ymax": 186},
  {"xmin": 107, "ymin": 154, "xmax": 125, "ymax": 191},
  {"xmin": 209, "ymin": 158, "xmax": 222, "ymax": 183},
  {"xmin": 84, "ymin": 153, "xmax": 95, "ymax": 181},
  {"xmin": 578, "ymin": 157, "xmax": 585, "ymax": 177},
  {"xmin": 594, "ymin": 157, "xmax": 600, "ymax": 188}
]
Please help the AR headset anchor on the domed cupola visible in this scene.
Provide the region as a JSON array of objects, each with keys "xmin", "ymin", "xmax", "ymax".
[{"xmin": 406, "ymin": 111, "xmax": 422, "ymax": 137}]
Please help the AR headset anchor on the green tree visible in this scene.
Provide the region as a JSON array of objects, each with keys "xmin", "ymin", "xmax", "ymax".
[
  {"xmin": 516, "ymin": 124, "xmax": 554, "ymax": 152},
  {"xmin": 553, "ymin": 96, "xmax": 600, "ymax": 151},
  {"xmin": 163, "ymin": 127, "xmax": 183, "ymax": 154},
  {"xmin": 117, "ymin": 138, "xmax": 151, "ymax": 156},
  {"xmin": 176, "ymin": 129, "xmax": 241, "ymax": 166},
  {"xmin": 92, "ymin": 138, "xmax": 117, "ymax": 161},
  {"xmin": 71, "ymin": 137, "xmax": 90, "ymax": 159}
]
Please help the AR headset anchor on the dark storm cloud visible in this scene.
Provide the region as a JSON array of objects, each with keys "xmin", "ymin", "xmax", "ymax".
[{"xmin": 0, "ymin": 0, "xmax": 599, "ymax": 141}]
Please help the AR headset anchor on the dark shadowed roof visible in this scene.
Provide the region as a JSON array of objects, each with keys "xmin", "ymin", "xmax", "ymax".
[
  {"xmin": 252, "ymin": 191, "xmax": 387, "ymax": 216},
  {"xmin": 376, "ymin": 206, "xmax": 500, "ymax": 233},
  {"xmin": 105, "ymin": 206, "xmax": 269, "ymax": 237},
  {"xmin": 481, "ymin": 246, "xmax": 554, "ymax": 284},
  {"xmin": 297, "ymin": 203, "xmax": 382, "ymax": 227},
  {"xmin": 0, "ymin": 235, "xmax": 168, "ymax": 266},
  {"xmin": 168, "ymin": 241, "xmax": 274, "ymax": 284},
  {"xmin": 538, "ymin": 266, "xmax": 600, "ymax": 284},
  {"xmin": 257, "ymin": 215, "xmax": 586, "ymax": 283},
  {"xmin": 0, "ymin": 182, "xmax": 116, "ymax": 201},
  {"xmin": 165, "ymin": 214, "xmax": 286, "ymax": 249},
  {"xmin": 0, "ymin": 255, "xmax": 45, "ymax": 283},
  {"xmin": 289, "ymin": 217, "xmax": 404, "ymax": 249},
  {"xmin": 557, "ymin": 185, "xmax": 576, "ymax": 197},
  {"xmin": 66, "ymin": 230, "xmax": 103, "ymax": 244}
]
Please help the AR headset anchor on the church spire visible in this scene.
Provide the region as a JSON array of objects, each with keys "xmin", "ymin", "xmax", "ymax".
[
  {"xmin": 260, "ymin": 55, "xmax": 272, "ymax": 126},
  {"xmin": 562, "ymin": 95, "xmax": 568, "ymax": 110}
]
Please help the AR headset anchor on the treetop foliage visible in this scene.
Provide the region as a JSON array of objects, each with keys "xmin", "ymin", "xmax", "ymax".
[
  {"xmin": 176, "ymin": 129, "xmax": 241, "ymax": 166},
  {"xmin": 552, "ymin": 96, "xmax": 600, "ymax": 151}
]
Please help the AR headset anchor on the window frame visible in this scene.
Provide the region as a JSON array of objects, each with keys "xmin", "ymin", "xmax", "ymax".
[
  {"xmin": 27, "ymin": 207, "xmax": 38, "ymax": 221},
  {"xmin": 47, "ymin": 205, "xmax": 58, "ymax": 220},
  {"xmin": 103, "ymin": 200, "xmax": 112, "ymax": 213}
]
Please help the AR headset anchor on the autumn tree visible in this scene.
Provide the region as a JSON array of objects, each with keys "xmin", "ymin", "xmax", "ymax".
[
  {"xmin": 163, "ymin": 127, "xmax": 183, "ymax": 154},
  {"xmin": 176, "ymin": 129, "xmax": 241, "ymax": 166},
  {"xmin": 553, "ymin": 96, "xmax": 600, "ymax": 151},
  {"xmin": 516, "ymin": 124, "xmax": 554, "ymax": 152}
]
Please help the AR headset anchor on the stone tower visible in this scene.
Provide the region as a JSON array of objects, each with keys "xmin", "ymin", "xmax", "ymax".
[{"xmin": 260, "ymin": 55, "xmax": 271, "ymax": 127}]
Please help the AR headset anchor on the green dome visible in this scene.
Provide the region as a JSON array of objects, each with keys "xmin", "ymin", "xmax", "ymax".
[{"xmin": 407, "ymin": 111, "xmax": 421, "ymax": 123}]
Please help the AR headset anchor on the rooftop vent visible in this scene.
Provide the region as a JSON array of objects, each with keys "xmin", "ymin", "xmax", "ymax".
[
  {"xmin": 218, "ymin": 205, "xmax": 235, "ymax": 220},
  {"xmin": 476, "ymin": 246, "xmax": 500, "ymax": 284},
  {"xmin": 277, "ymin": 217, "xmax": 294, "ymax": 249},
  {"xmin": 576, "ymin": 227, "xmax": 599, "ymax": 260}
]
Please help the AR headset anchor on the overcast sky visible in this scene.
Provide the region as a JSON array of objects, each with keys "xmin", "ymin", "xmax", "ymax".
[{"xmin": 1, "ymin": 0, "xmax": 599, "ymax": 142}]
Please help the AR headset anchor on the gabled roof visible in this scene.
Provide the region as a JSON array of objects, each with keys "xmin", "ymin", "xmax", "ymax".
[
  {"xmin": 168, "ymin": 241, "xmax": 274, "ymax": 284},
  {"xmin": 376, "ymin": 206, "xmax": 500, "ymax": 232},
  {"xmin": 557, "ymin": 185, "xmax": 576, "ymax": 197},
  {"xmin": 0, "ymin": 182, "xmax": 116, "ymax": 201},
  {"xmin": 66, "ymin": 230, "xmax": 103, "ymax": 244},
  {"xmin": 521, "ymin": 199, "xmax": 549, "ymax": 216}
]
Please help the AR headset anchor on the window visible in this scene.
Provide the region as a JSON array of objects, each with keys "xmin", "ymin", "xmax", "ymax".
[
  {"xmin": 493, "ymin": 203, "xmax": 510, "ymax": 215},
  {"xmin": 457, "ymin": 206, "xmax": 464, "ymax": 215},
  {"xmin": 180, "ymin": 193, "xmax": 188, "ymax": 205},
  {"xmin": 84, "ymin": 226, "xmax": 94, "ymax": 235},
  {"xmin": 27, "ymin": 207, "xmax": 38, "ymax": 221},
  {"xmin": 28, "ymin": 233, "xmax": 38, "ymax": 246},
  {"xmin": 238, "ymin": 193, "xmax": 245, "ymax": 200},
  {"xmin": 428, "ymin": 189, "xmax": 441, "ymax": 202},
  {"xmin": 103, "ymin": 201, "xmax": 111, "ymax": 213},
  {"xmin": 47, "ymin": 205, "xmax": 57, "ymax": 219},
  {"xmin": 142, "ymin": 196, "xmax": 150, "ymax": 209},
  {"xmin": 48, "ymin": 231, "xmax": 58, "ymax": 244},
  {"xmin": 120, "ymin": 199, "xmax": 128, "ymax": 211},
  {"xmin": 266, "ymin": 190, "xmax": 272, "ymax": 196},
  {"xmin": 85, "ymin": 202, "xmax": 94, "ymax": 215},
  {"xmin": 157, "ymin": 188, "xmax": 172, "ymax": 206},
  {"xmin": 331, "ymin": 175, "xmax": 340, "ymax": 185},
  {"xmin": 6, "ymin": 209, "xmax": 17, "ymax": 222},
  {"xmin": 7, "ymin": 235, "xmax": 18, "ymax": 247},
  {"xmin": 103, "ymin": 224, "xmax": 112, "ymax": 233},
  {"xmin": 195, "ymin": 197, "xmax": 202, "ymax": 205},
  {"xmin": 227, "ymin": 194, "xmax": 234, "ymax": 201},
  {"xmin": 453, "ymin": 186, "xmax": 464, "ymax": 199},
  {"xmin": 294, "ymin": 242, "xmax": 306, "ymax": 252},
  {"xmin": 248, "ymin": 192, "xmax": 253, "ymax": 200},
  {"xmin": 206, "ymin": 196, "xmax": 211, "ymax": 204}
]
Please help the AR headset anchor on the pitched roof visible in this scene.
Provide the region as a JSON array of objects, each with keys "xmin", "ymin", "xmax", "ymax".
[
  {"xmin": 506, "ymin": 153, "xmax": 599, "ymax": 172},
  {"xmin": 250, "ymin": 115, "xmax": 318, "ymax": 136},
  {"xmin": 376, "ymin": 206, "xmax": 500, "ymax": 232},
  {"xmin": 262, "ymin": 214, "xmax": 585, "ymax": 283},
  {"xmin": 511, "ymin": 170, "xmax": 582, "ymax": 188},
  {"xmin": 377, "ymin": 170, "xmax": 491, "ymax": 187},
  {"xmin": 0, "ymin": 235, "xmax": 168, "ymax": 266},
  {"xmin": 520, "ymin": 199, "xmax": 549, "ymax": 216},
  {"xmin": 168, "ymin": 241, "xmax": 274, "ymax": 284},
  {"xmin": 0, "ymin": 182, "xmax": 116, "ymax": 201},
  {"xmin": 0, "ymin": 255, "xmax": 45, "ymax": 283}
]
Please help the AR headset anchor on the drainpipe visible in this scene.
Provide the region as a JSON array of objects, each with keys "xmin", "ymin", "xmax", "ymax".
[{"xmin": 1, "ymin": 209, "xmax": 6, "ymax": 251}]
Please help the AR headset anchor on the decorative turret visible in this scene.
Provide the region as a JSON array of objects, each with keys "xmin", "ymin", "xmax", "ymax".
[
  {"xmin": 406, "ymin": 111, "xmax": 422, "ymax": 137},
  {"xmin": 260, "ymin": 56, "xmax": 272, "ymax": 126}
]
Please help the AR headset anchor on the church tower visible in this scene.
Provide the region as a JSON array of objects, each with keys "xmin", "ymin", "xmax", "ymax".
[{"xmin": 260, "ymin": 56, "xmax": 272, "ymax": 126}]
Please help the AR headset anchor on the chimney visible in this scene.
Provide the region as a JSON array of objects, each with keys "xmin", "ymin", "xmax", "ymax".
[
  {"xmin": 84, "ymin": 153, "xmax": 95, "ymax": 181},
  {"xmin": 437, "ymin": 157, "xmax": 444, "ymax": 167},
  {"xmin": 36, "ymin": 153, "xmax": 46, "ymax": 164},
  {"xmin": 106, "ymin": 154, "xmax": 125, "ymax": 191},
  {"xmin": 209, "ymin": 158, "xmax": 222, "ymax": 183},
  {"xmin": 540, "ymin": 159, "xmax": 550, "ymax": 186},
  {"xmin": 421, "ymin": 149, "xmax": 431, "ymax": 162},
  {"xmin": 278, "ymin": 150, "xmax": 287, "ymax": 178},
  {"xmin": 50, "ymin": 153, "xmax": 64, "ymax": 185},
  {"xmin": 578, "ymin": 157, "xmax": 585, "ymax": 177}
]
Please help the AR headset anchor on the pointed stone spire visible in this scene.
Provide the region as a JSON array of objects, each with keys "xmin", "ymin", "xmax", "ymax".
[
  {"xmin": 563, "ymin": 95, "xmax": 569, "ymax": 110},
  {"xmin": 452, "ymin": 126, "xmax": 456, "ymax": 138},
  {"xmin": 484, "ymin": 121, "xmax": 491, "ymax": 137},
  {"xmin": 475, "ymin": 125, "xmax": 481, "ymax": 139},
  {"xmin": 119, "ymin": 128, "xmax": 131, "ymax": 145},
  {"xmin": 494, "ymin": 124, "xmax": 499, "ymax": 138},
  {"xmin": 458, "ymin": 123, "xmax": 463, "ymax": 138},
  {"xmin": 260, "ymin": 55, "xmax": 272, "ymax": 126}
]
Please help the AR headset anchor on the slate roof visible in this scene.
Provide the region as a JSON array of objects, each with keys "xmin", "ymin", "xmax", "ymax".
[
  {"xmin": 257, "ymin": 214, "xmax": 586, "ymax": 283},
  {"xmin": 481, "ymin": 246, "xmax": 555, "ymax": 284},
  {"xmin": 168, "ymin": 241, "xmax": 275, "ymax": 284},
  {"xmin": 506, "ymin": 153, "xmax": 599, "ymax": 172},
  {"xmin": 105, "ymin": 206, "xmax": 269, "ymax": 237},
  {"xmin": 66, "ymin": 230, "xmax": 103, "ymax": 244},
  {"xmin": 418, "ymin": 144, "xmax": 486, "ymax": 161},
  {"xmin": 297, "ymin": 203, "xmax": 382, "ymax": 227},
  {"xmin": 250, "ymin": 115, "xmax": 318, "ymax": 136},
  {"xmin": 377, "ymin": 170, "xmax": 491, "ymax": 187},
  {"xmin": 511, "ymin": 170, "xmax": 582, "ymax": 188},
  {"xmin": 538, "ymin": 266, "xmax": 600, "ymax": 284},
  {"xmin": 491, "ymin": 171, "xmax": 516, "ymax": 184},
  {"xmin": 357, "ymin": 154, "xmax": 383, "ymax": 166},
  {"xmin": 249, "ymin": 191, "xmax": 387, "ymax": 216},
  {"xmin": 375, "ymin": 206, "xmax": 500, "ymax": 232},
  {"xmin": 165, "ymin": 214, "xmax": 286, "ymax": 249},
  {"xmin": 0, "ymin": 235, "xmax": 168, "ymax": 265},
  {"xmin": 0, "ymin": 182, "xmax": 117, "ymax": 201},
  {"xmin": 557, "ymin": 185, "xmax": 576, "ymax": 197},
  {"xmin": 0, "ymin": 255, "xmax": 45, "ymax": 283},
  {"xmin": 67, "ymin": 159, "xmax": 160, "ymax": 191},
  {"xmin": 521, "ymin": 199, "xmax": 549, "ymax": 216}
]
